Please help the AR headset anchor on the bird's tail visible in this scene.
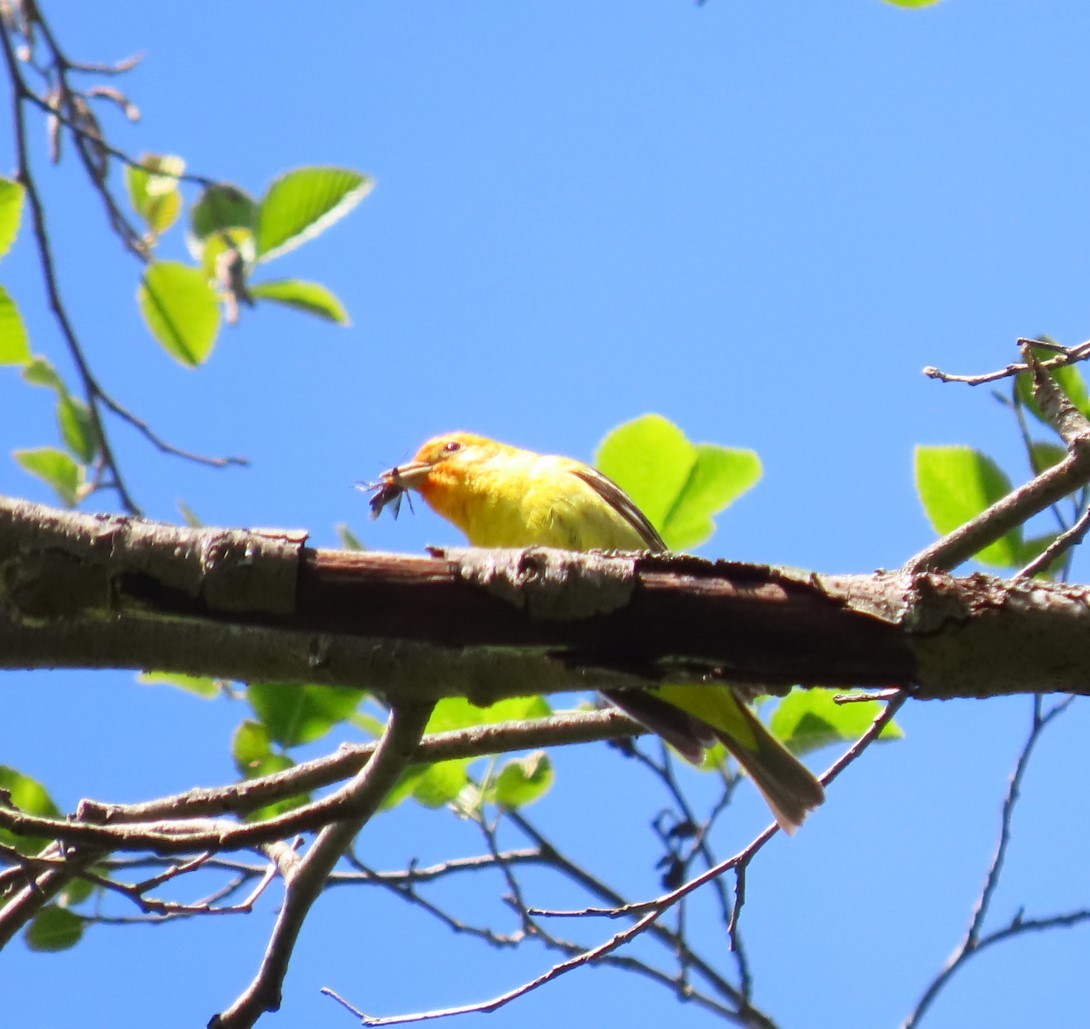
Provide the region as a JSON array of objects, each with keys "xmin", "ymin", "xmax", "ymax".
[{"xmin": 602, "ymin": 686, "xmax": 825, "ymax": 834}]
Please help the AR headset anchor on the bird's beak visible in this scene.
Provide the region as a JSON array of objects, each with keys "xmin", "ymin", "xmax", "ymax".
[{"xmin": 381, "ymin": 459, "xmax": 432, "ymax": 491}]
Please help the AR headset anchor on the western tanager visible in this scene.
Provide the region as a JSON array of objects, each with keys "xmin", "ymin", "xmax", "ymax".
[{"xmin": 369, "ymin": 431, "xmax": 824, "ymax": 833}]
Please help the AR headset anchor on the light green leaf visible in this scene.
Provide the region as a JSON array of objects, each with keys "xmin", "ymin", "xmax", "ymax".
[
  {"xmin": 0, "ymin": 765, "xmax": 61, "ymax": 854},
  {"xmin": 337, "ymin": 523, "xmax": 365, "ymax": 551},
  {"xmin": 256, "ymin": 167, "xmax": 373, "ymax": 262},
  {"xmin": 138, "ymin": 671, "xmax": 221, "ymax": 699},
  {"xmin": 1015, "ymin": 340, "xmax": 1090, "ymax": 423},
  {"xmin": 915, "ymin": 445, "xmax": 1021, "ymax": 567},
  {"xmin": 21, "ymin": 355, "xmax": 63, "ymax": 390},
  {"xmin": 250, "ymin": 279, "xmax": 350, "ymax": 325},
  {"xmin": 232, "ymin": 719, "xmax": 272, "ymax": 773},
  {"xmin": 14, "ymin": 447, "xmax": 83, "ymax": 507},
  {"xmin": 126, "ymin": 154, "xmax": 185, "ymax": 238},
  {"xmin": 138, "ymin": 261, "xmax": 221, "ymax": 366},
  {"xmin": 0, "ymin": 176, "xmax": 25, "ymax": 259},
  {"xmin": 770, "ymin": 688, "xmax": 903, "ymax": 757},
  {"xmin": 247, "ymin": 682, "xmax": 361, "ymax": 748},
  {"xmin": 595, "ymin": 414, "xmax": 761, "ymax": 551},
  {"xmin": 196, "ymin": 227, "xmax": 255, "ymax": 282},
  {"xmin": 177, "ymin": 500, "xmax": 203, "ymax": 527},
  {"xmin": 56, "ymin": 393, "xmax": 96, "ymax": 463},
  {"xmin": 1016, "ymin": 533, "xmax": 1062, "ymax": 578},
  {"xmin": 409, "ymin": 760, "xmax": 471, "ymax": 809},
  {"xmin": 1030, "ymin": 441, "xmax": 1067, "ymax": 474},
  {"xmin": 25, "ymin": 906, "xmax": 83, "ymax": 952},
  {"xmin": 0, "ymin": 285, "xmax": 30, "ymax": 364},
  {"xmin": 426, "ymin": 696, "xmax": 552, "ymax": 735},
  {"xmin": 491, "ymin": 751, "xmax": 553, "ymax": 809}
]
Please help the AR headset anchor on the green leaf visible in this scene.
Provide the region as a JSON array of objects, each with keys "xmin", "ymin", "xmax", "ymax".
[
  {"xmin": 25, "ymin": 906, "xmax": 83, "ymax": 952},
  {"xmin": 177, "ymin": 500, "xmax": 203, "ymax": 527},
  {"xmin": 915, "ymin": 445, "xmax": 1021, "ymax": 567},
  {"xmin": 250, "ymin": 279, "xmax": 350, "ymax": 325},
  {"xmin": 138, "ymin": 671, "xmax": 221, "ymax": 699},
  {"xmin": 491, "ymin": 751, "xmax": 553, "ymax": 809},
  {"xmin": 126, "ymin": 154, "xmax": 185, "ymax": 238},
  {"xmin": 1015, "ymin": 340, "xmax": 1090, "ymax": 423},
  {"xmin": 595, "ymin": 414, "xmax": 761, "ymax": 551},
  {"xmin": 0, "ymin": 285, "xmax": 30, "ymax": 364},
  {"xmin": 0, "ymin": 176, "xmax": 25, "ymax": 259},
  {"xmin": 195, "ymin": 227, "xmax": 255, "ymax": 283},
  {"xmin": 138, "ymin": 261, "xmax": 221, "ymax": 366},
  {"xmin": 337, "ymin": 523, "xmax": 365, "ymax": 551},
  {"xmin": 1016, "ymin": 533, "xmax": 1062, "ymax": 578},
  {"xmin": 0, "ymin": 765, "xmax": 61, "ymax": 854},
  {"xmin": 21, "ymin": 355, "xmax": 63, "ymax": 390},
  {"xmin": 425, "ymin": 695, "xmax": 552, "ymax": 735},
  {"xmin": 232, "ymin": 719, "xmax": 273, "ymax": 773},
  {"xmin": 409, "ymin": 760, "xmax": 471, "ymax": 809},
  {"xmin": 230, "ymin": 727, "xmax": 303, "ymax": 820},
  {"xmin": 247, "ymin": 682, "xmax": 361, "ymax": 748},
  {"xmin": 56, "ymin": 393, "xmax": 96, "ymax": 463},
  {"xmin": 255, "ymin": 167, "xmax": 373, "ymax": 262},
  {"xmin": 14, "ymin": 447, "xmax": 83, "ymax": 507},
  {"xmin": 190, "ymin": 184, "xmax": 257, "ymax": 241},
  {"xmin": 1030, "ymin": 441, "xmax": 1068, "ymax": 475},
  {"xmin": 60, "ymin": 875, "xmax": 97, "ymax": 907},
  {"xmin": 770, "ymin": 689, "xmax": 903, "ymax": 757}
]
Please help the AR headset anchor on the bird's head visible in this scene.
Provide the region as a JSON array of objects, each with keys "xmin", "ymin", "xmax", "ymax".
[{"xmin": 368, "ymin": 432, "xmax": 495, "ymax": 519}]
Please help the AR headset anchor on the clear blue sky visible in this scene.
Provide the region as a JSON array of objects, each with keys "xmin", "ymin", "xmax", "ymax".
[{"xmin": 4, "ymin": 2, "xmax": 1090, "ymax": 1027}]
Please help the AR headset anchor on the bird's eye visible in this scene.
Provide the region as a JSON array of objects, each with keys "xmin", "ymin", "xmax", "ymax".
[{"xmin": 443, "ymin": 441, "xmax": 462, "ymax": 453}]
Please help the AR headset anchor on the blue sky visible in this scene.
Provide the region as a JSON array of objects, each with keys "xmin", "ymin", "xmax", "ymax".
[{"xmin": 4, "ymin": 2, "xmax": 1090, "ymax": 1027}]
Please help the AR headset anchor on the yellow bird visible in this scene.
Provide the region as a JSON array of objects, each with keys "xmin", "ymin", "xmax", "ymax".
[{"xmin": 370, "ymin": 431, "xmax": 824, "ymax": 833}]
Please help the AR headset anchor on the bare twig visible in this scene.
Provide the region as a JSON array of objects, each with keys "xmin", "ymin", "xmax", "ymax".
[
  {"xmin": 902, "ymin": 697, "xmax": 1082, "ymax": 1028},
  {"xmin": 211, "ymin": 703, "xmax": 435, "ymax": 1029}
]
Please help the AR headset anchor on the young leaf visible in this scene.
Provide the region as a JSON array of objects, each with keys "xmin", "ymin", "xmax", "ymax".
[
  {"xmin": 770, "ymin": 688, "xmax": 903, "ymax": 757},
  {"xmin": 1015, "ymin": 341, "xmax": 1090, "ymax": 424},
  {"xmin": 21, "ymin": 354, "xmax": 63, "ymax": 390},
  {"xmin": 595, "ymin": 413, "xmax": 761, "ymax": 551},
  {"xmin": 25, "ymin": 906, "xmax": 83, "ymax": 953},
  {"xmin": 409, "ymin": 760, "xmax": 471, "ymax": 809},
  {"xmin": 337, "ymin": 523, "xmax": 365, "ymax": 551},
  {"xmin": 0, "ymin": 176, "xmax": 25, "ymax": 259},
  {"xmin": 1029, "ymin": 441, "xmax": 1067, "ymax": 474},
  {"xmin": 250, "ymin": 279, "xmax": 350, "ymax": 325},
  {"xmin": 247, "ymin": 682, "xmax": 361, "ymax": 748},
  {"xmin": 0, "ymin": 765, "xmax": 62, "ymax": 854},
  {"xmin": 492, "ymin": 751, "xmax": 554, "ymax": 809},
  {"xmin": 56, "ymin": 392, "xmax": 96, "ymax": 463},
  {"xmin": 425, "ymin": 695, "xmax": 552, "ymax": 734},
  {"xmin": 232, "ymin": 719, "xmax": 273, "ymax": 774},
  {"xmin": 255, "ymin": 167, "xmax": 373, "ymax": 262},
  {"xmin": 0, "ymin": 285, "xmax": 30, "ymax": 364},
  {"xmin": 915, "ymin": 445, "xmax": 1021, "ymax": 567},
  {"xmin": 126, "ymin": 154, "xmax": 185, "ymax": 238},
  {"xmin": 138, "ymin": 671, "xmax": 222, "ymax": 698},
  {"xmin": 14, "ymin": 447, "xmax": 83, "ymax": 507},
  {"xmin": 190, "ymin": 184, "xmax": 258, "ymax": 241},
  {"xmin": 138, "ymin": 261, "xmax": 221, "ymax": 366}
]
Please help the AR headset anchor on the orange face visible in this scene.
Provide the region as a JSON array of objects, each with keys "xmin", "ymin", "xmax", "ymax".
[{"xmin": 370, "ymin": 432, "xmax": 498, "ymax": 528}]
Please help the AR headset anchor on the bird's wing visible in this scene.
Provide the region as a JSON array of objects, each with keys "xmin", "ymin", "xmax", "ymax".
[{"xmin": 570, "ymin": 466, "xmax": 667, "ymax": 552}]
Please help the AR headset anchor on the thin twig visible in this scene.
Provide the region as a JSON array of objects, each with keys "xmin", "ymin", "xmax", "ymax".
[{"xmin": 210, "ymin": 704, "xmax": 435, "ymax": 1029}]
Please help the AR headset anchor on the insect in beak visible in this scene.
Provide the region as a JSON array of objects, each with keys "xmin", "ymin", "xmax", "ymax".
[{"xmin": 358, "ymin": 477, "xmax": 414, "ymax": 521}]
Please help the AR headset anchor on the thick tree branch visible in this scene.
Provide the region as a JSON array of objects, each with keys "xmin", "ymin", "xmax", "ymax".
[{"xmin": 3, "ymin": 496, "xmax": 1090, "ymax": 702}]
